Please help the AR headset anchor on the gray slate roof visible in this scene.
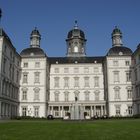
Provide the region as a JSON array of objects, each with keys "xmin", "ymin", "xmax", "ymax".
[
  {"xmin": 20, "ymin": 47, "xmax": 46, "ymax": 57},
  {"xmin": 67, "ymin": 29, "xmax": 85, "ymax": 39},
  {"xmin": 107, "ymin": 46, "xmax": 132, "ymax": 56},
  {"xmin": 48, "ymin": 56, "xmax": 104, "ymax": 64}
]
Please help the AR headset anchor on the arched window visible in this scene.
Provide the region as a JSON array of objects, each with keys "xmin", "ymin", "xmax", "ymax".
[{"xmin": 74, "ymin": 46, "xmax": 78, "ymax": 53}]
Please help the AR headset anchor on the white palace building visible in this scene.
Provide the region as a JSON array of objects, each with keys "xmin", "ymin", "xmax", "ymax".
[{"xmin": 0, "ymin": 21, "xmax": 140, "ymax": 120}]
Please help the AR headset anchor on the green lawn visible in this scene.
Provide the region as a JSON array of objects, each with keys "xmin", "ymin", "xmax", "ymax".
[{"xmin": 0, "ymin": 119, "xmax": 140, "ymax": 140}]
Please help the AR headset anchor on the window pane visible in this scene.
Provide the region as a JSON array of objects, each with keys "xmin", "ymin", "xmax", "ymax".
[
  {"xmin": 23, "ymin": 73, "xmax": 28, "ymax": 83},
  {"xmin": 94, "ymin": 77, "xmax": 99, "ymax": 87},
  {"xmin": 35, "ymin": 62, "xmax": 40, "ymax": 68}
]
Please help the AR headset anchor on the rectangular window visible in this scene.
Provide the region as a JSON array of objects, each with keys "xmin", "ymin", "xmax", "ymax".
[
  {"xmin": 9, "ymin": 64, "xmax": 12, "ymax": 79},
  {"xmin": 128, "ymin": 106, "xmax": 133, "ymax": 115},
  {"xmin": 54, "ymin": 77, "xmax": 59, "ymax": 87},
  {"xmin": 135, "ymin": 69, "xmax": 137, "ymax": 81},
  {"xmin": 34, "ymin": 91, "xmax": 39, "ymax": 100},
  {"xmin": 113, "ymin": 60, "xmax": 118, "ymax": 66},
  {"xmin": 64, "ymin": 68, "xmax": 69, "ymax": 73},
  {"xmin": 23, "ymin": 62, "xmax": 28, "ymax": 68},
  {"xmin": 94, "ymin": 67, "xmax": 99, "ymax": 73},
  {"xmin": 34, "ymin": 72, "xmax": 40, "ymax": 83},
  {"xmin": 23, "ymin": 73, "xmax": 28, "ymax": 83},
  {"xmin": 3, "ymin": 58, "xmax": 6, "ymax": 73},
  {"xmin": 16, "ymin": 71, "xmax": 19, "ymax": 83},
  {"xmin": 22, "ymin": 91, "xmax": 27, "ymax": 100},
  {"xmin": 35, "ymin": 62, "xmax": 40, "ymax": 68},
  {"xmin": 10, "ymin": 51, "xmax": 12, "ymax": 58},
  {"xmin": 138, "ymin": 86, "xmax": 140, "ymax": 98},
  {"xmin": 64, "ymin": 93, "xmax": 69, "ymax": 101},
  {"xmin": 55, "ymin": 93, "xmax": 59, "ymax": 101},
  {"xmin": 94, "ymin": 77, "xmax": 99, "ymax": 87},
  {"xmin": 125, "ymin": 61, "xmax": 130, "ymax": 66},
  {"xmin": 74, "ymin": 68, "xmax": 79, "ymax": 73},
  {"xmin": 84, "ymin": 67, "xmax": 89, "ymax": 73},
  {"xmin": 4, "ymin": 45, "xmax": 7, "ymax": 53},
  {"xmin": 34, "ymin": 107, "xmax": 39, "ymax": 117},
  {"xmin": 95, "ymin": 93, "xmax": 99, "ymax": 101},
  {"xmin": 127, "ymin": 89, "xmax": 132, "ymax": 99},
  {"xmin": 22, "ymin": 107, "xmax": 27, "ymax": 116},
  {"xmin": 115, "ymin": 106, "xmax": 120, "ymax": 116},
  {"xmin": 114, "ymin": 89, "xmax": 120, "ymax": 100},
  {"xmin": 126, "ymin": 71, "xmax": 131, "ymax": 82},
  {"xmin": 84, "ymin": 77, "xmax": 89, "ymax": 87},
  {"xmin": 12, "ymin": 67, "xmax": 14, "ymax": 81},
  {"xmin": 64, "ymin": 77, "xmax": 69, "ymax": 87},
  {"xmin": 85, "ymin": 93, "xmax": 89, "ymax": 101},
  {"xmin": 74, "ymin": 77, "xmax": 79, "ymax": 87},
  {"xmin": 114, "ymin": 72, "xmax": 119, "ymax": 82},
  {"xmin": 17, "ymin": 61, "xmax": 20, "ymax": 67},
  {"xmin": 136, "ymin": 86, "xmax": 139, "ymax": 98},
  {"xmin": 54, "ymin": 68, "xmax": 59, "ymax": 73}
]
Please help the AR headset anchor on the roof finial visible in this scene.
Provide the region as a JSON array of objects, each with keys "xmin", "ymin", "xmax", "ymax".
[
  {"xmin": 0, "ymin": 8, "xmax": 2, "ymax": 25},
  {"xmin": 74, "ymin": 20, "xmax": 78, "ymax": 29}
]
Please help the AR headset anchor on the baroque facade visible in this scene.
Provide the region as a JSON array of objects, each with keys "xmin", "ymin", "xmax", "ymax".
[{"xmin": 0, "ymin": 22, "xmax": 140, "ymax": 119}]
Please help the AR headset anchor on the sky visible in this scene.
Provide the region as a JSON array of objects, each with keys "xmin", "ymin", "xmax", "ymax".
[{"xmin": 0, "ymin": 0, "xmax": 140, "ymax": 57}]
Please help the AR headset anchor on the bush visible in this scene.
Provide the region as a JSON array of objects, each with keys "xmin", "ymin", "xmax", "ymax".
[
  {"xmin": 47, "ymin": 115, "xmax": 54, "ymax": 120},
  {"xmin": 133, "ymin": 114, "xmax": 140, "ymax": 118}
]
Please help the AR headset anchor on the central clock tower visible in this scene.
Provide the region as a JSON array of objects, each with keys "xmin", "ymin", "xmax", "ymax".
[{"xmin": 66, "ymin": 21, "xmax": 87, "ymax": 57}]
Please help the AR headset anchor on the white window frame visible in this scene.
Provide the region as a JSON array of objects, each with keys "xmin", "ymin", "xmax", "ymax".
[
  {"xmin": 23, "ymin": 62, "xmax": 28, "ymax": 68},
  {"xmin": 84, "ymin": 77, "xmax": 89, "ymax": 87},
  {"xmin": 114, "ymin": 71, "xmax": 119, "ymax": 82},
  {"xmin": 115, "ymin": 105, "xmax": 121, "ymax": 116},
  {"xmin": 94, "ymin": 76, "xmax": 99, "ymax": 87},
  {"xmin": 34, "ymin": 72, "xmax": 40, "ymax": 83},
  {"xmin": 54, "ymin": 77, "xmax": 60, "ymax": 87},
  {"xmin": 22, "ymin": 72, "xmax": 28, "ymax": 83},
  {"xmin": 34, "ymin": 106, "xmax": 39, "ymax": 117},
  {"xmin": 74, "ymin": 77, "xmax": 79, "ymax": 87},
  {"xmin": 64, "ymin": 77, "xmax": 69, "ymax": 87},
  {"xmin": 35, "ymin": 62, "xmax": 40, "ymax": 68}
]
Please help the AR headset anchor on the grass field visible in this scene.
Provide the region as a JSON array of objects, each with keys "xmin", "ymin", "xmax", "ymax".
[{"xmin": 0, "ymin": 119, "xmax": 140, "ymax": 140}]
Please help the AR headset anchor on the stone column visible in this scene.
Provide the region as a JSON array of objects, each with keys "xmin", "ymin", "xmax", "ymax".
[
  {"xmin": 95, "ymin": 106, "xmax": 96, "ymax": 116},
  {"xmin": 58, "ymin": 106, "xmax": 60, "ymax": 117},
  {"xmin": 52, "ymin": 106, "xmax": 54, "ymax": 116},
  {"xmin": 101, "ymin": 106, "xmax": 103, "ymax": 116},
  {"xmin": 80, "ymin": 104, "xmax": 84, "ymax": 120},
  {"xmin": 62, "ymin": 106, "xmax": 64, "ymax": 118},
  {"xmin": 93, "ymin": 106, "xmax": 95, "ymax": 116},
  {"xmin": 47, "ymin": 106, "xmax": 50, "ymax": 116},
  {"xmin": 104, "ymin": 105, "xmax": 107, "ymax": 115},
  {"xmin": 91, "ymin": 106, "xmax": 93, "ymax": 117},
  {"xmin": 60, "ymin": 106, "xmax": 63, "ymax": 118}
]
